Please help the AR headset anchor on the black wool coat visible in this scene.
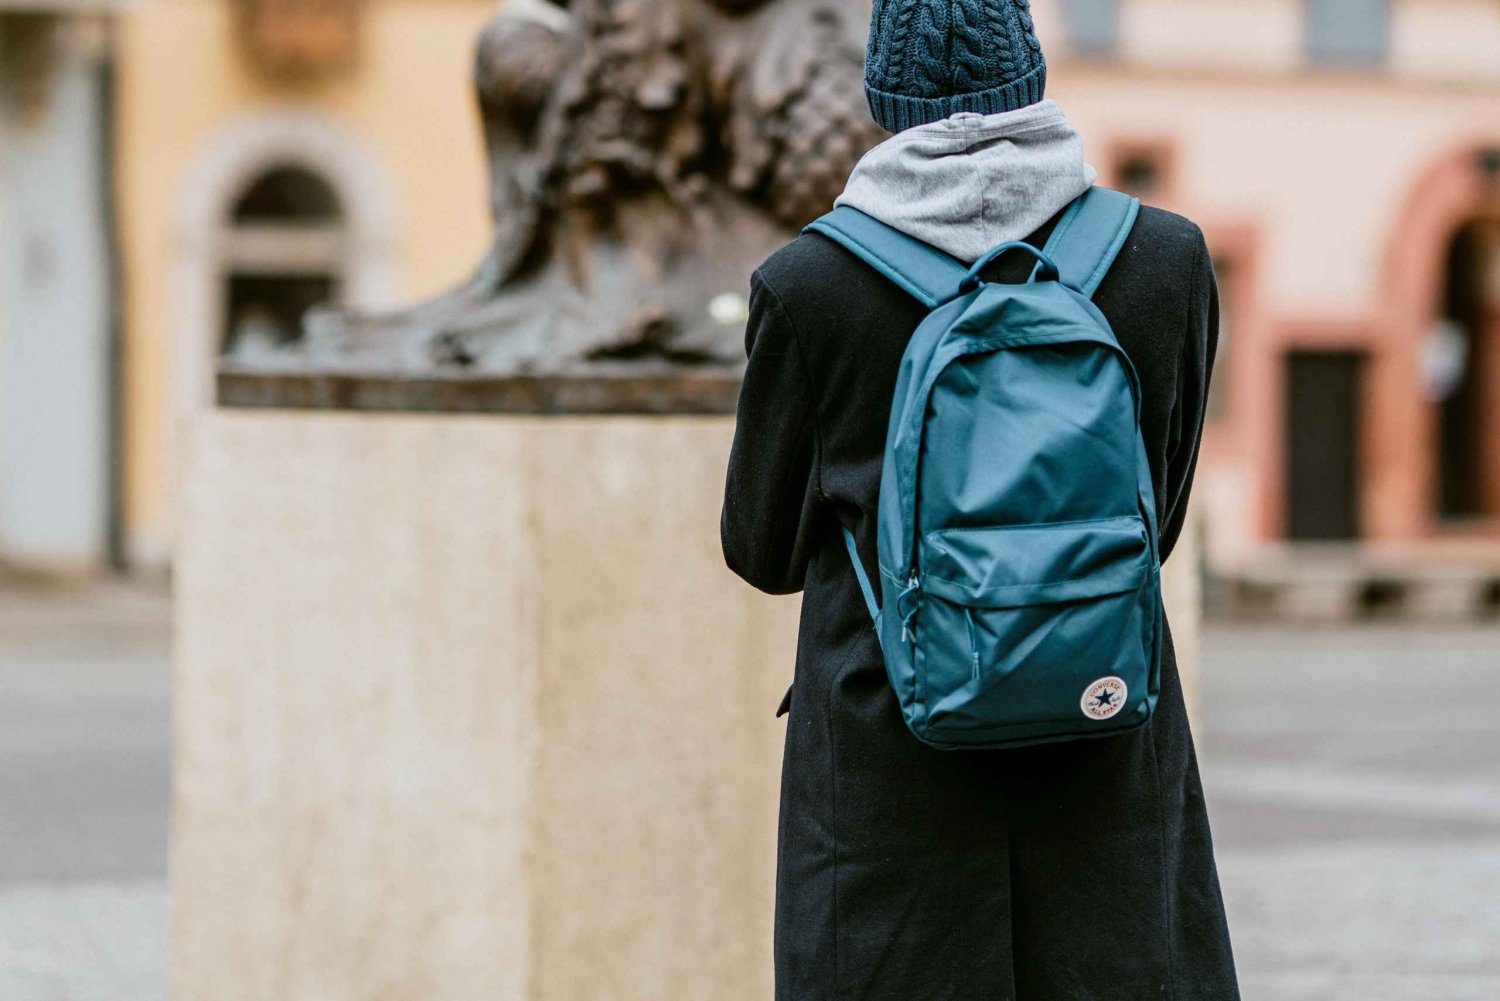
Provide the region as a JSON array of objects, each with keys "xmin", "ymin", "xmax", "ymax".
[{"xmin": 722, "ymin": 204, "xmax": 1240, "ymax": 1001}]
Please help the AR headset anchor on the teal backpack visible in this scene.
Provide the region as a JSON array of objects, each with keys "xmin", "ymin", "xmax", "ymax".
[{"xmin": 804, "ymin": 187, "xmax": 1161, "ymax": 750}]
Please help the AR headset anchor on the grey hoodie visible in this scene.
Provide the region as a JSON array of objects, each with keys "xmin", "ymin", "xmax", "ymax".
[{"xmin": 834, "ymin": 99, "xmax": 1097, "ymax": 262}]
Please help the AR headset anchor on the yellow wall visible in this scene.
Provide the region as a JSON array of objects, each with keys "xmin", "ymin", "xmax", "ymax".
[{"xmin": 115, "ymin": 0, "xmax": 497, "ymax": 563}]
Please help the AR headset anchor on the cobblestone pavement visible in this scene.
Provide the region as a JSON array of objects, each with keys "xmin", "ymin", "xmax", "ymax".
[
  {"xmin": 0, "ymin": 581, "xmax": 1495, "ymax": 999},
  {"xmin": 1201, "ymin": 624, "xmax": 1500, "ymax": 1001}
]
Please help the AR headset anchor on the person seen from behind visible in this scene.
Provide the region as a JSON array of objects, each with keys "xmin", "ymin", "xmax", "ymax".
[{"xmin": 721, "ymin": 1, "xmax": 1240, "ymax": 998}]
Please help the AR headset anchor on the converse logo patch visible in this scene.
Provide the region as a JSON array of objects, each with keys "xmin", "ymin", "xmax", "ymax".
[{"xmin": 1081, "ymin": 676, "xmax": 1128, "ymax": 721}]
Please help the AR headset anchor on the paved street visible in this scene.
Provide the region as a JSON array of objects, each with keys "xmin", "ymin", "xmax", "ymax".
[
  {"xmin": 0, "ymin": 583, "xmax": 171, "ymax": 1001},
  {"xmin": 1201, "ymin": 624, "xmax": 1500, "ymax": 1001},
  {"xmin": 0, "ymin": 582, "xmax": 1495, "ymax": 999}
]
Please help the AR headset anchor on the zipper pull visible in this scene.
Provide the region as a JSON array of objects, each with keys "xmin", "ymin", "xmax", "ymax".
[
  {"xmin": 965, "ymin": 608, "xmax": 981, "ymax": 682},
  {"xmin": 900, "ymin": 571, "xmax": 920, "ymax": 643}
]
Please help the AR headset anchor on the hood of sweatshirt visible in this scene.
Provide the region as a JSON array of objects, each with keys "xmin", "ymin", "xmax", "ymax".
[{"xmin": 833, "ymin": 100, "xmax": 1097, "ymax": 263}]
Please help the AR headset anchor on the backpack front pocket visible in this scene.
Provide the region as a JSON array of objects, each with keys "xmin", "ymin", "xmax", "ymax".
[{"xmin": 912, "ymin": 516, "xmax": 1157, "ymax": 744}]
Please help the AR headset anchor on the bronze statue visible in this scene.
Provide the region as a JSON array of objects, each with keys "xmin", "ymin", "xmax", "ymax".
[{"xmin": 284, "ymin": 0, "xmax": 884, "ymax": 393}]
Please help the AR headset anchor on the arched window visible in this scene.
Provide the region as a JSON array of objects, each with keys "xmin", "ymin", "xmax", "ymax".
[
  {"xmin": 173, "ymin": 113, "xmax": 399, "ymax": 416},
  {"xmin": 220, "ymin": 164, "xmax": 345, "ymax": 360}
]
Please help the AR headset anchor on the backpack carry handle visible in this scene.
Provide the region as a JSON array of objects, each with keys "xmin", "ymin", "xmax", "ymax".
[{"xmin": 958, "ymin": 242, "xmax": 1060, "ymax": 294}]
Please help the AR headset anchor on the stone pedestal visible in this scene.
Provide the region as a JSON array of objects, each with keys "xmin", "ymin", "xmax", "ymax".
[
  {"xmin": 174, "ymin": 407, "xmax": 1203, "ymax": 1000},
  {"xmin": 173, "ymin": 411, "xmax": 795, "ymax": 1001},
  {"xmin": 1160, "ymin": 506, "xmax": 1203, "ymax": 715}
]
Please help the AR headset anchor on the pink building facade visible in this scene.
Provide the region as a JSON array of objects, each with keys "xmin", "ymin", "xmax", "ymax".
[{"xmin": 1032, "ymin": 0, "xmax": 1500, "ymax": 598}]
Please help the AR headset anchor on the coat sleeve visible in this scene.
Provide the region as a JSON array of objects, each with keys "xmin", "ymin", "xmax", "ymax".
[
  {"xmin": 721, "ymin": 269, "xmax": 821, "ymax": 595},
  {"xmin": 1159, "ymin": 233, "xmax": 1220, "ymax": 564}
]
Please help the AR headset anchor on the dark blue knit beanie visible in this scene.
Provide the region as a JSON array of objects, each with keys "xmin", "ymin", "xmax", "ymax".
[{"xmin": 864, "ymin": 0, "xmax": 1048, "ymax": 133}]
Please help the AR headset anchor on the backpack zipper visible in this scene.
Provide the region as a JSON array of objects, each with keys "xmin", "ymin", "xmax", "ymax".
[
  {"xmin": 964, "ymin": 608, "xmax": 981, "ymax": 682},
  {"xmin": 898, "ymin": 571, "xmax": 921, "ymax": 643}
]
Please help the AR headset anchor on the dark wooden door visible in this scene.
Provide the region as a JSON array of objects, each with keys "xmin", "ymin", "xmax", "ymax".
[{"xmin": 1285, "ymin": 351, "xmax": 1364, "ymax": 540}]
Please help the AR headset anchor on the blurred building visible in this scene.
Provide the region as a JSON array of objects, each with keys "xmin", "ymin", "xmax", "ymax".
[
  {"xmin": 1, "ymin": 0, "xmax": 494, "ymax": 573},
  {"xmin": 112, "ymin": 0, "xmax": 495, "ymax": 569},
  {"xmin": 2, "ymin": 0, "xmax": 1499, "ymax": 599},
  {"xmin": 1032, "ymin": 0, "xmax": 1500, "ymax": 610}
]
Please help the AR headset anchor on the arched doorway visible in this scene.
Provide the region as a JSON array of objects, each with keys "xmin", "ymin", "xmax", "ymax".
[
  {"xmin": 1433, "ymin": 219, "xmax": 1500, "ymax": 522},
  {"xmin": 221, "ymin": 163, "xmax": 345, "ymax": 361},
  {"xmin": 1371, "ymin": 146, "xmax": 1500, "ymax": 540}
]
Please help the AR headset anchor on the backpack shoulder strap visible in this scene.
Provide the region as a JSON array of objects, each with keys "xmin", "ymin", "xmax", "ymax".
[
  {"xmin": 1041, "ymin": 187, "xmax": 1141, "ymax": 299},
  {"xmin": 803, "ymin": 206, "xmax": 969, "ymax": 309}
]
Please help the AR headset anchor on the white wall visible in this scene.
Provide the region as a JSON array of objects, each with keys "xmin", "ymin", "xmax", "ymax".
[{"xmin": 0, "ymin": 24, "xmax": 113, "ymax": 572}]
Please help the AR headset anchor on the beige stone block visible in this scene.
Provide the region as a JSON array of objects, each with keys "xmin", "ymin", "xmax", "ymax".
[
  {"xmin": 173, "ymin": 412, "xmax": 795, "ymax": 1001},
  {"xmin": 1404, "ymin": 576, "xmax": 1486, "ymax": 623},
  {"xmin": 1160, "ymin": 506, "xmax": 1203, "ymax": 715},
  {"xmin": 1273, "ymin": 577, "xmax": 1361, "ymax": 623}
]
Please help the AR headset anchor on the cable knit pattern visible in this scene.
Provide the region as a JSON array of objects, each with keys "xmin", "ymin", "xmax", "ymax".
[
  {"xmin": 1014, "ymin": 0, "xmax": 1043, "ymax": 59},
  {"xmin": 864, "ymin": 0, "xmax": 1046, "ymax": 133},
  {"xmin": 880, "ymin": 0, "xmax": 917, "ymax": 92},
  {"xmin": 950, "ymin": 2, "xmax": 989, "ymax": 93}
]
